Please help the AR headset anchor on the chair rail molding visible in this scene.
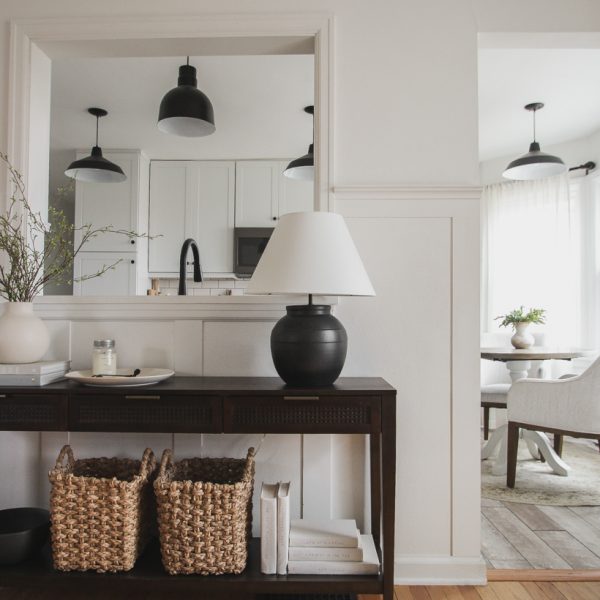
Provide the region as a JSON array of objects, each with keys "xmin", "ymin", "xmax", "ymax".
[{"xmin": 7, "ymin": 12, "xmax": 334, "ymax": 212}]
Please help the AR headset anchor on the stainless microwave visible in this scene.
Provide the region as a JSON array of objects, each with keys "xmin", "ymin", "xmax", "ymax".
[{"xmin": 234, "ymin": 227, "xmax": 274, "ymax": 277}]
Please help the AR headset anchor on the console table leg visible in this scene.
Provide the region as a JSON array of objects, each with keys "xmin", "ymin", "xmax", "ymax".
[
  {"xmin": 381, "ymin": 399, "xmax": 396, "ymax": 600},
  {"xmin": 370, "ymin": 431, "xmax": 382, "ymax": 546}
]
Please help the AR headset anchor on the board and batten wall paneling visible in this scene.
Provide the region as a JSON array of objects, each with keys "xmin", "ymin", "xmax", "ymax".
[
  {"xmin": 334, "ymin": 186, "xmax": 484, "ymax": 584},
  {"xmin": 337, "ymin": 216, "xmax": 452, "ymax": 557}
]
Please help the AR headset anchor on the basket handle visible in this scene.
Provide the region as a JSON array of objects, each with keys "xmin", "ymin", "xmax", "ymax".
[
  {"xmin": 158, "ymin": 448, "xmax": 173, "ymax": 478},
  {"xmin": 55, "ymin": 445, "xmax": 75, "ymax": 470},
  {"xmin": 139, "ymin": 447, "xmax": 156, "ymax": 479},
  {"xmin": 243, "ymin": 446, "xmax": 256, "ymax": 477}
]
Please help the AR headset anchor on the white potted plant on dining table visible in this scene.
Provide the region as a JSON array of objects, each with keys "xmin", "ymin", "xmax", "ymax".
[
  {"xmin": 0, "ymin": 153, "xmax": 144, "ymax": 363},
  {"xmin": 495, "ymin": 305, "xmax": 546, "ymax": 349}
]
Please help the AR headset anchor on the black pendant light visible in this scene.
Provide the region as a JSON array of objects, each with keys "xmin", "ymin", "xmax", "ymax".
[
  {"xmin": 157, "ymin": 57, "xmax": 215, "ymax": 137},
  {"xmin": 284, "ymin": 105, "xmax": 314, "ymax": 181},
  {"xmin": 503, "ymin": 102, "xmax": 566, "ymax": 181},
  {"xmin": 65, "ymin": 108, "xmax": 127, "ymax": 183}
]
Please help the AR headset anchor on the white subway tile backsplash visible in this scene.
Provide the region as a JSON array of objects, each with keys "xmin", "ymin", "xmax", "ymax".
[
  {"xmin": 201, "ymin": 280, "xmax": 219, "ymax": 289},
  {"xmin": 234, "ymin": 280, "xmax": 249, "ymax": 288},
  {"xmin": 210, "ymin": 288, "xmax": 229, "ymax": 296},
  {"xmin": 192, "ymin": 288, "xmax": 211, "ymax": 296}
]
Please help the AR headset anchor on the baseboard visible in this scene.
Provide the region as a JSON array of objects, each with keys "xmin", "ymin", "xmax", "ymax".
[
  {"xmin": 394, "ymin": 556, "xmax": 487, "ymax": 585},
  {"xmin": 488, "ymin": 569, "xmax": 600, "ymax": 581}
]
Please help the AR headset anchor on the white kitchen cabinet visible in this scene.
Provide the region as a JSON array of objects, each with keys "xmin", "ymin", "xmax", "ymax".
[
  {"xmin": 73, "ymin": 150, "xmax": 149, "ymax": 295},
  {"xmin": 234, "ymin": 161, "xmax": 279, "ymax": 227},
  {"xmin": 235, "ymin": 160, "xmax": 314, "ymax": 227},
  {"xmin": 74, "ymin": 151, "xmax": 139, "ymax": 252},
  {"xmin": 148, "ymin": 161, "xmax": 235, "ymax": 275},
  {"xmin": 73, "ymin": 252, "xmax": 137, "ymax": 296}
]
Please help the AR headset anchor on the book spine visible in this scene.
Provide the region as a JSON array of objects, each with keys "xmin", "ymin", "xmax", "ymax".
[
  {"xmin": 289, "ymin": 534, "xmax": 358, "ymax": 548},
  {"xmin": 287, "ymin": 546, "xmax": 363, "ymax": 562},
  {"xmin": 277, "ymin": 487, "xmax": 290, "ymax": 574},
  {"xmin": 287, "ymin": 561, "xmax": 379, "ymax": 575},
  {"xmin": 260, "ymin": 493, "xmax": 277, "ymax": 574},
  {"xmin": 0, "ymin": 372, "xmax": 67, "ymax": 386}
]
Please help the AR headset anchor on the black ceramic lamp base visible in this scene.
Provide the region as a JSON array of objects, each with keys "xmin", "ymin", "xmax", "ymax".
[{"xmin": 270, "ymin": 304, "xmax": 348, "ymax": 387}]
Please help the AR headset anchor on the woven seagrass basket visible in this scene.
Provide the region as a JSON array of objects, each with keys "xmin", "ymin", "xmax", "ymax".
[
  {"xmin": 48, "ymin": 445, "xmax": 156, "ymax": 573},
  {"xmin": 154, "ymin": 446, "xmax": 255, "ymax": 575}
]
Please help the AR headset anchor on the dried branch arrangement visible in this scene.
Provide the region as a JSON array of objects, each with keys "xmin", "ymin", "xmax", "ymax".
[{"xmin": 0, "ymin": 152, "xmax": 144, "ymax": 301}]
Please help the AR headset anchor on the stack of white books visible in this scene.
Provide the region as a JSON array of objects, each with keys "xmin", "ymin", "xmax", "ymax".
[
  {"xmin": 260, "ymin": 481, "xmax": 291, "ymax": 575},
  {"xmin": 287, "ymin": 519, "xmax": 380, "ymax": 575},
  {"xmin": 0, "ymin": 360, "xmax": 70, "ymax": 386}
]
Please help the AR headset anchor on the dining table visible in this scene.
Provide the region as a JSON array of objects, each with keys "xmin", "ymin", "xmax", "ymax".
[{"xmin": 481, "ymin": 346, "xmax": 589, "ymax": 477}]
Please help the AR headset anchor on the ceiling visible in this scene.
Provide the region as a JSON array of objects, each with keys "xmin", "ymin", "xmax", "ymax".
[
  {"xmin": 478, "ymin": 48, "xmax": 600, "ymax": 161},
  {"xmin": 50, "ymin": 54, "xmax": 314, "ymax": 160}
]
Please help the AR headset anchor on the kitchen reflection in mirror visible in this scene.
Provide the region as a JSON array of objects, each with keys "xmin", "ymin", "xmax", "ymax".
[{"xmin": 46, "ymin": 53, "xmax": 315, "ymax": 296}]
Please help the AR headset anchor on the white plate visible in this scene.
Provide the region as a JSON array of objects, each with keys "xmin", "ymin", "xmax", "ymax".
[{"xmin": 65, "ymin": 368, "xmax": 175, "ymax": 387}]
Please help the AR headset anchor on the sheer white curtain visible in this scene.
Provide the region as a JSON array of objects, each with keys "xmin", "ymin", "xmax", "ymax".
[{"xmin": 481, "ymin": 173, "xmax": 585, "ymax": 346}]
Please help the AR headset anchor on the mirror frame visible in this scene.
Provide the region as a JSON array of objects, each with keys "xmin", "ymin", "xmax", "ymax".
[{"xmin": 6, "ymin": 13, "xmax": 333, "ymax": 309}]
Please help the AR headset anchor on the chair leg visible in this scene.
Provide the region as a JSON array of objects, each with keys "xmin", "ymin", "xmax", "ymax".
[
  {"xmin": 483, "ymin": 406, "xmax": 490, "ymax": 440},
  {"xmin": 507, "ymin": 422, "xmax": 520, "ymax": 489},
  {"xmin": 554, "ymin": 434, "xmax": 563, "ymax": 457}
]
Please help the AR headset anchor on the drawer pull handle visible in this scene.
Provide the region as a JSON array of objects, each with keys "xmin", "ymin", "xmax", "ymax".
[
  {"xmin": 125, "ymin": 395, "xmax": 161, "ymax": 400},
  {"xmin": 0, "ymin": 394, "xmax": 6, "ymax": 398},
  {"xmin": 283, "ymin": 395, "xmax": 320, "ymax": 401}
]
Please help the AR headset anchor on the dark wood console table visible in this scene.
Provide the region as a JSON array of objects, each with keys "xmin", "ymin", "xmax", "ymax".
[{"xmin": 0, "ymin": 376, "xmax": 396, "ymax": 600}]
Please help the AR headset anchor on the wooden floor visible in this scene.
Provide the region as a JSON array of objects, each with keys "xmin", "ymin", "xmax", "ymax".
[
  {"xmin": 385, "ymin": 581, "xmax": 600, "ymax": 598},
  {"xmin": 482, "ymin": 498, "xmax": 600, "ymax": 570}
]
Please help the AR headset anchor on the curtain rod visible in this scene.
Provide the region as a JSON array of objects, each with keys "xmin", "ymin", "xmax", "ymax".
[{"xmin": 569, "ymin": 161, "xmax": 596, "ymax": 175}]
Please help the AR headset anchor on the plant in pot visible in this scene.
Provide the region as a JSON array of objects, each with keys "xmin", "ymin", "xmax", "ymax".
[
  {"xmin": 0, "ymin": 153, "xmax": 144, "ymax": 364},
  {"xmin": 495, "ymin": 306, "xmax": 546, "ymax": 349}
]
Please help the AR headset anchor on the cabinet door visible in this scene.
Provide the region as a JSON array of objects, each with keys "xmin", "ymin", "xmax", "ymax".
[
  {"xmin": 188, "ymin": 162, "xmax": 235, "ymax": 274},
  {"xmin": 235, "ymin": 161, "xmax": 279, "ymax": 227},
  {"xmin": 148, "ymin": 161, "xmax": 189, "ymax": 274},
  {"xmin": 278, "ymin": 160, "xmax": 315, "ymax": 217},
  {"xmin": 74, "ymin": 153, "xmax": 138, "ymax": 252},
  {"xmin": 73, "ymin": 252, "xmax": 137, "ymax": 296}
]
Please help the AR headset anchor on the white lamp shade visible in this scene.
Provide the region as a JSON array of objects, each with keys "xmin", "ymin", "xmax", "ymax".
[{"xmin": 246, "ymin": 211, "xmax": 375, "ymax": 296}]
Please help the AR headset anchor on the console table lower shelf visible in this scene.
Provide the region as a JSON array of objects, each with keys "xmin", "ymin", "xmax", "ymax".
[{"xmin": 0, "ymin": 538, "xmax": 381, "ymax": 597}]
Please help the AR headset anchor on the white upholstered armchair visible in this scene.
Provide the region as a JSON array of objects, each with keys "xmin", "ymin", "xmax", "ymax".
[{"xmin": 506, "ymin": 355, "xmax": 600, "ymax": 488}]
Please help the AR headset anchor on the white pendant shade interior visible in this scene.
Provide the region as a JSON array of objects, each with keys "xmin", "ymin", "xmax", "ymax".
[
  {"xmin": 246, "ymin": 211, "xmax": 375, "ymax": 297},
  {"xmin": 64, "ymin": 108, "xmax": 126, "ymax": 183},
  {"xmin": 284, "ymin": 106, "xmax": 314, "ymax": 181},
  {"xmin": 502, "ymin": 102, "xmax": 567, "ymax": 181}
]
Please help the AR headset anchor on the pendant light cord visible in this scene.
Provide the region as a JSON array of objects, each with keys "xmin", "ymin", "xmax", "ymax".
[
  {"xmin": 95, "ymin": 115, "xmax": 99, "ymax": 146},
  {"xmin": 186, "ymin": 56, "xmax": 190, "ymax": 66},
  {"xmin": 532, "ymin": 108, "xmax": 537, "ymax": 143}
]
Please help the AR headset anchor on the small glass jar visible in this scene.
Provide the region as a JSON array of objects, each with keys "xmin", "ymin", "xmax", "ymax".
[{"xmin": 92, "ymin": 339, "xmax": 117, "ymax": 375}]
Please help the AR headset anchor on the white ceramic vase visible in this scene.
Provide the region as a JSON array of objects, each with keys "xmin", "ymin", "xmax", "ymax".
[
  {"xmin": 511, "ymin": 321, "xmax": 535, "ymax": 349},
  {"xmin": 0, "ymin": 302, "xmax": 50, "ymax": 363}
]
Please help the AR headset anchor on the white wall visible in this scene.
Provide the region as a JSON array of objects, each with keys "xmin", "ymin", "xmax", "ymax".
[{"xmin": 2, "ymin": 0, "xmax": 600, "ymax": 586}]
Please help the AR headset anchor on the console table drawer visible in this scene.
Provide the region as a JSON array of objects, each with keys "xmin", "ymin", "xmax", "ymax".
[
  {"xmin": 0, "ymin": 393, "xmax": 68, "ymax": 430},
  {"xmin": 224, "ymin": 395, "xmax": 381, "ymax": 433},
  {"xmin": 70, "ymin": 394, "xmax": 222, "ymax": 432}
]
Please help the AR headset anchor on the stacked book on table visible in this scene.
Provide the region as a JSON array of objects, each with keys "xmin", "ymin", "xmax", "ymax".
[
  {"xmin": 261, "ymin": 481, "xmax": 291, "ymax": 575},
  {"xmin": 0, "ymin": 360, "xmax": 70, "ymax": 386},
  {"xmin": 260, "ymin": 481, "xmax": 380, "ymax": 576},
  {"xmin": 287, "ymin": 518, "xmax": 379, "ymax": 575}
]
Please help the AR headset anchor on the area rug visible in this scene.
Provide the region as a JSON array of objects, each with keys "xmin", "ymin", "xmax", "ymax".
[{"xmin": 482, "ymin": 437, "xmax": 600, "ymax": 506}]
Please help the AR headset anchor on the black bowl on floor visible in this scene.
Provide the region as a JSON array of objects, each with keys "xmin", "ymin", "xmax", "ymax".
[{"xmin": 0, "ymin": 507, "xmax": 50, "ymax": 565}]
